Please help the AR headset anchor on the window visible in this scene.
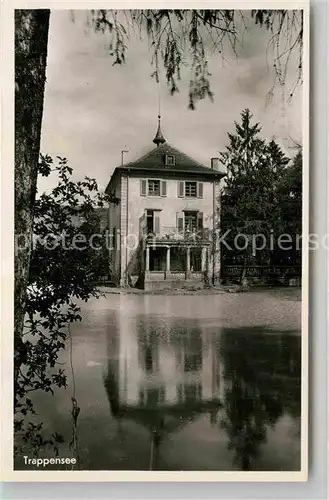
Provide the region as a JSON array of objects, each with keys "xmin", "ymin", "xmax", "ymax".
[
  {"xmin": 184, "ymin": 211, "xmax": 198, "ymax": 232},
  {"xmin": 185, "ymin": 181, "xmax": 197, "ymax": 197},
  {"xmin": 177, "ymin": 181, "xmax": 203, "ymax": 198},
  {"xmin": 148, "ymin": 179, "xmax": 160, "ymax": 196},
  {"xmin": 140, "ymin": 179, "xmax": 167, "ymax": 197},
  {"xmin": 166, "ymin": 155, "xmax": 175, "ymax": 165},
  {"xmin": 146, "ymin": 210, "xmax": 154, "ymax": 234},
  {"xmin": 177, "ymin": 211, "xmax": 203, "ymax": 235},
  {"xmin": 146, "ymin": 209, "xmax": 160, "ymax": 235}
]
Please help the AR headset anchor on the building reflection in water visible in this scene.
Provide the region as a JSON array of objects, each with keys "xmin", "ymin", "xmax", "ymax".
[
  {"xmin": 103, "ymin": 307, "xmax": 224, "ymax": 468},
  {"xmin": 103, "ymin": 304, "xmax": 301, "ymax": 471}
]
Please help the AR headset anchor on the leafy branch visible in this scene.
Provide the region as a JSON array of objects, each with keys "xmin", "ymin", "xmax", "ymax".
[{"xmin": 14, "ymin": 155, "xmax": 118, "ymax": 460}]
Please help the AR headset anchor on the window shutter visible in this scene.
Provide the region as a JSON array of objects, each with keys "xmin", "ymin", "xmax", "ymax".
[
  {"xmin": 176, "ymin": 212, "xmax": 184, "ymax": 233},
  {"xmin": 154, "ymin": 215, "xmax": 160, "ymax": 235},
  {"xmin": 140, "ymin": 179, "xmax": 147, "ymax": 196},
  {"xmin": 161, "ymin": 180, "xmax": 167, "ymax": 197},
  {"xmin": 197, "ymin": 212, "xmax": 203, "ymax": 230},
  {"xmin": 177, "ymin": 181, "xmax": 184, "ymax": 198},
  {"xmin": 139, "ymin": 212, "xmax": 146, "ymax": 236},
  {"xmin": 197, "ymin": 182, "xmax": 204, "ymax": 198}
]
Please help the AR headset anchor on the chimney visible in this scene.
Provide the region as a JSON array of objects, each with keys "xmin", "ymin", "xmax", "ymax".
[
  {"xmin": 211, "ymin": 157, "xmax": 227, "ymax": 176},
  {"xmin": 211, "ymin": 157, "xmax": 220, "ymax": 170}
]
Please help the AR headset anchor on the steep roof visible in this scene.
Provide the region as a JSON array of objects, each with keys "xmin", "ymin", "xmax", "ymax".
[
  {"xmin": 123, "ymin": 142, "xmax": 215, "ymax": 173},
  {"xmin": 106, "ymin": 142, "xmax": 224, "ymax": 193},
  {"xmin": 105, "ymin": 112, "xmax": 226, "ymax": 193}
]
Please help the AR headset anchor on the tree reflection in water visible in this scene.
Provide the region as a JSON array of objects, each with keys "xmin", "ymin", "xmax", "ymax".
[{"xmin": 218, "ymin": 327, "xmax": 301, "ymax": 470}]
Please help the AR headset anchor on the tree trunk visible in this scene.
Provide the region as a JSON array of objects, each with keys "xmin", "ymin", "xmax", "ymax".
[{"xmin": 14, "ymin": 10, "xmax": 50, "ymax": 387}]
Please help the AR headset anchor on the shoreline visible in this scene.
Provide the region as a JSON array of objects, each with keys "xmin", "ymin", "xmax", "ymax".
[{"xmin": 96, "ymin": 284, "xmax": 301, "ymax": 296}]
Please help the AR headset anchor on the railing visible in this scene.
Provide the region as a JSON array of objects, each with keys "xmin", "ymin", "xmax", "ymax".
[
  {"xmin": 222, "ymin": 265, "xmax": 301, "ymax": 279},
  {"xmin": 143, "ymin": 226, "xmax": 211, "ymax": 242}
]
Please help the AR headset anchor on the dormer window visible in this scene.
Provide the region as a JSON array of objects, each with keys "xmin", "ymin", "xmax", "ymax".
[{"xmin": 165, "ymin": 154, "xmax": 175, "ymax": 166}]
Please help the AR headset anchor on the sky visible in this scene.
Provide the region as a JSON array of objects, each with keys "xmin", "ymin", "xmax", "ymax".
[{"xmin": 39, "ymin": 10, "xmax": 303, "ymax": 193}]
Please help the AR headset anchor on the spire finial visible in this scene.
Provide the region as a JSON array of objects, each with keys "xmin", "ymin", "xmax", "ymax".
[{"xmin": 153, "ymin": 95, "xmax": 166, "ymax": 146}]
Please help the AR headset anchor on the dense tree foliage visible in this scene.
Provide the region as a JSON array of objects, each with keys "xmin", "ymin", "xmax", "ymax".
[
  {"xmin": 220, "ymin": 109, "xmax": 302, "ymax": 278},
  {"xmin": 14, "ymin": 155, "xmax": 116, "ymax": 457}
]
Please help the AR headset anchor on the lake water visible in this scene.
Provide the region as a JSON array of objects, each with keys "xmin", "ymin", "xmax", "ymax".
[{"xmin": 18, "ymin": 289, "xmax": 302, "ymax": 471}]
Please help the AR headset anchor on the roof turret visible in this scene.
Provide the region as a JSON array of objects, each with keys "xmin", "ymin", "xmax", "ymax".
[{"xmin": 153, "ymin": 115, "xmax": 166, "ymax": 146}]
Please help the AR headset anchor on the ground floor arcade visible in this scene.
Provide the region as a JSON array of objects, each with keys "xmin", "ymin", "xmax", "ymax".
[{"xmin": 143, "ymin": 242, "xmax": 212, "ymax": 291}]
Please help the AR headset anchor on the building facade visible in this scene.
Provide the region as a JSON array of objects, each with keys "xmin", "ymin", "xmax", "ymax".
[{"xmin": 105, "ymin": 116, "xmax": 226, "ymax": 289}]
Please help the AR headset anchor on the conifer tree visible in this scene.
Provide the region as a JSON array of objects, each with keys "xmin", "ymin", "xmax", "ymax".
[{"xmin": 220, "ymin": 109, "xmax": 290, "ymax": 277}]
